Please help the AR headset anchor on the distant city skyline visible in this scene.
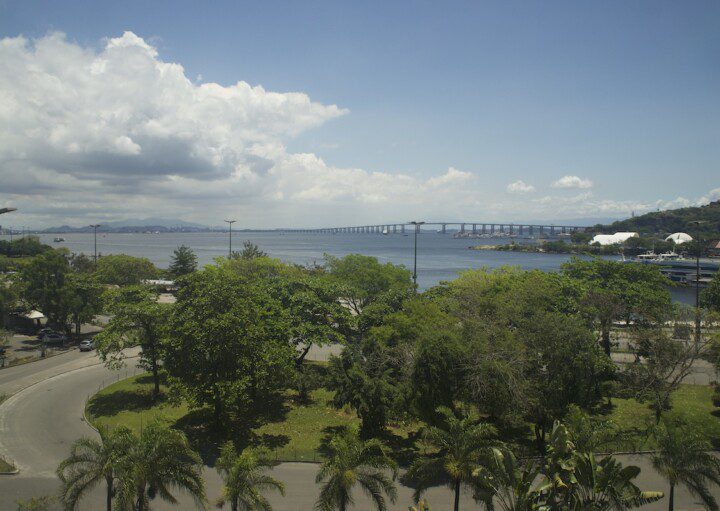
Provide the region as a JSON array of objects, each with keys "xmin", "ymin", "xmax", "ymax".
[{"xmin": 0, "ymin": 1, "xmax": 718, "ymax": 229}]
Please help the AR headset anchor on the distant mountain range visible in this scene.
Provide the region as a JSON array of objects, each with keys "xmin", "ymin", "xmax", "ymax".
[{"xmin": 42, "ymin": 218, "xmax": 209, "ymax": 233}]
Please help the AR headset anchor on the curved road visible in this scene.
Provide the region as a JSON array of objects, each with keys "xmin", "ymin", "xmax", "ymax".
[{"xmin": 0, "ymin": 351, "xmax": 713, "ymax": 510}]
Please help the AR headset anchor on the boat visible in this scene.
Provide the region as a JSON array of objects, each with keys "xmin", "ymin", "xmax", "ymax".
[
  {"xmin": 53, "ymin": 237, "xmax": 65, "ymax": 242},
  {"xmin": 382, "ymin": 227, "xmax": 389, "ymax": 235},
  {"xmin": 632, "ymin": 252, "xmax": 718, "ymax": 286}
]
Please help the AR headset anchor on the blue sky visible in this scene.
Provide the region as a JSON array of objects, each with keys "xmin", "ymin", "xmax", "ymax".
[{"xmin": 0, "ymin": 1, "xmax": 718, "ymax": 227}]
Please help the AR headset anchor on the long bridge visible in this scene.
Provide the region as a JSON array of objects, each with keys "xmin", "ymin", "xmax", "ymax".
[{"xmin": 280, "ymin": 222, "xmax": 587, "ymax": 236}]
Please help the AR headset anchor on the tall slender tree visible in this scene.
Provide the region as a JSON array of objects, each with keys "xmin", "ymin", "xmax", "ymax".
[
  {"xmin": 315, "ymin": 428, "xmax": 397, "ymax": 511},
  {"xmin": 114, "ymin": 422, "xmax": 206, "ymax": 511},
  {"xmin": 408, "ymin": 406, "xmax": 498, "ymax": 511},
  {"xmin": 652, "ymin": 421, "xmax": 720, "ymax": 511},
  {"xmin": 57, "ymin": 425, "xmax": 134, "ymax": 511},
  {"xmin": 215, "ymin": 442, "xmax": 284, "ymax": 511},
  {"xmin": 168, "ymin": 245, "xmax": 198, "ymax": 278}
]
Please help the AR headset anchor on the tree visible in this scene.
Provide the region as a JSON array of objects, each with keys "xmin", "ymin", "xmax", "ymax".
[
  {"xmin": 408, "ymin": 406, "xmax": 497, "ymax": 511},
  {"xmin": 66, "ymin": 273, "xmax": 103, "ymax": 336},
  {"xmin": 324, "ymin": 254, "xmax": 413, "ymax": 317},
  {"xmin": 652, "ymin": 420, "xmax": 720, "ymax": 511},
  {"xmin": 69, "ymin": 253, "xmax": 94, "ymax": 273},
  {"xmin": 114, "ymin": 422, "xmax": 206, "ymax": 511},
  {"xmin": 315, "ymin": 428, "xmax": 397, "ymax": 511},
  {"xmin": 16, "ymin": 496, "xmax": 55, "ymax": 511},
  {"xmin": 623, "ymin": 311, "xmax": 711, "ymax": 423},
  {"xmin": 165, "ymin": 264, "xmax": 293, "ymax": 427},
  {"xmin": 232, "ymin": 241, "xmax": 268, "ymax": 260},
  {"xmin": 168, "ymin": 245, "xmax": 198, "ymax": 278},
  {"xmin": 57, "ymin": 425, "xmax": 134, "ymax": 511},
  {"xmin": 94, "ymin": 254, "xmax": 157, "ymax": 286},
  {"xmin": 327, "ymin": 349, "xmax": 397, "ymax": 438},
  {"xmin": 215, "ymin": 442, "xmax": 284, "ymax": 511},
  {"xmin": 95, "ymin": 286, "xmax": 169, "ymax": 399},
  {"xmin": 0, "ymin": 277, "xmax": 17, "ymax": 329},
  {"xmin": 562, "ymin": 258, "xmax": 671, "ymax": 356},
  {"xmin": 701, "ymin": 273, "xmax": 720, "ymax": 314},
  {"xmin": 473, "ymin": 448, "xmax": 543, "ymax": 511},
  {"xmin": 20, "ymin": 250, "xmax": 72, "ymax": 330}
]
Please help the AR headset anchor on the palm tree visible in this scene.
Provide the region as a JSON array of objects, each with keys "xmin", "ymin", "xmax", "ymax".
[
  {"xmin": 115, "ymin": 422, "xmax": 206, "ymax": 510},
  {"xmin": 408, "ymin": 406, "xmax": 498, "ymax": 511},
  {"xmin": 473, "ymin": 448, "xmax": 543, "ymax": 511},
  {"xmin": 315, "ymin": 427, "xmax": 397, "ymax": 511},
  {"xmin": 571, "ymin": 452, "xmax": 663, "ymax": 511},
  {"xmin": 652, "ymin": 420, "xmax": 720, "ymax": 511},
  {"xmin": 57, "ymin": 425, "xmax": 133, "ymax": 511},
  {"xmin": 215, "ymin": 442, "xmax": 284, "ymax": 511}
]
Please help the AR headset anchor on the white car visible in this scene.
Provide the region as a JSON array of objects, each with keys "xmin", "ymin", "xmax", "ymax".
[{"xmin": 79, "ymin": 339, "xmax": 95, "ymax": 352}]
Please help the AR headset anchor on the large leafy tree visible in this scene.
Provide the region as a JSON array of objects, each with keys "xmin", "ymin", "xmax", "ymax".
[
  {"xmin": 168, "ymin": 245, "xmax": 198, "ymax": 278},
  {"xmin": 652, "ymin": 420, "xmax": 720, "ymax": 511},
  {"xmin": 324, "ymin": 254, "xmax": 413, "ymax": 319},
  {"xmin": 408, "ymin": 406, "xmax": 498, "ymax": 511},
  {"xmin": 327, "ymin": 349, "xmax": 397, "ymax": 438},
  {"xmin": 315, "ymin": 428, "xmax": 397, "ymax": 511},
  {"xmin": 562, "ymin": 258, "xmax": 671, "ymax": 356},
  {"xmin": 95, "ymin": 285, "xmax": 169, "ymax": 399},
  {"xmin": 20, "ymin": 249, "xmax": 72, "ymax": 330},
  {"xmin": 66, "ymin": 272, "xmax": 103, "ymax": 336},
  {"xmin": 215, "ymin": 442, "xmax": 285, "ymax": 511},
  {"xmin": 165, "ymin": 263, "xmax": 293, "ymax": 427},
  {"xmin": 114, "ymin": 422, "xmax": 206, "ymax": 511},
  {"xmin": 57, "ymin": 425, "xmax": 134, "ymax": 511},
  {"xmin": 94, "ymin": 254, "xmax": 157, "ymax": 286}
]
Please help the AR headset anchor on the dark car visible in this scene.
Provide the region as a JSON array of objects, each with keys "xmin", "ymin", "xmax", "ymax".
[
  {"xmin": 43, "ymin": 333, "xmax": 67, "ymax": 344},
  {"xmin": 38, "ymin": 328, "xmax": 55, "ymax": 339}
]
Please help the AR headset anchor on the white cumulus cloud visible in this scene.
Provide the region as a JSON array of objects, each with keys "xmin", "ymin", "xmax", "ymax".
[
  {"xmin": 506, "ymin": 180, "xmax": 535, "ymax": 194},
  {"xmin": 551, "ymin": 175, "xmax": 593, "ymax": 189}
]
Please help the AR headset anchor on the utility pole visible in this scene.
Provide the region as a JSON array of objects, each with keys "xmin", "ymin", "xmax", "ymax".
[
  {"xmin": 409, "ymin": 221, "xmax": 425, "ymax": 290},
  {"xmin": 224, "ymin": 219, "xmax": 236, "ymax": 257},
  {"xmin": 692, "ymin": 221, "xmax": 705, "ymax": 345},
  {"xmin": 89, "ymin": 224, "xmax": 101, "ymax": 265}
]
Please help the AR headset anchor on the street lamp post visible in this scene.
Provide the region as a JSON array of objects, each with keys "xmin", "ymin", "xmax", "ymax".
[
  {"xmin": 224, "ymin": 219, "xmax": 236, "ymax": 258},
  {"xmin": 409, "ymin": 221, "xmax": 425, "ymax": 290},
  {"xmin": 691, "ymin": 221, "xmax": 705, "ymax": 344},
  {"xmin": 89, "ymin": 224, "xmax": 101, "ymax": 265}
]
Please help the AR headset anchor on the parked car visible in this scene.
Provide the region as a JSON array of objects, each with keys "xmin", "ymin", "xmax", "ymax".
[
  {"xmin": 79, "ymin": 339, "xmax": 95, "ymax": 352},
  {"xmin": 43, "ymin": 333, "xmax": 66, "ymax": 344}
]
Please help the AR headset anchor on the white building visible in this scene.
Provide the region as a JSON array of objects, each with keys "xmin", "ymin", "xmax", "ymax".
[
  {"xmin": 589, "ymin": 232, "xmax": 639, "ymax": 246},
  {"xmin": 665, "ymin": 232, "xmax": 693, "ymax": 244}
]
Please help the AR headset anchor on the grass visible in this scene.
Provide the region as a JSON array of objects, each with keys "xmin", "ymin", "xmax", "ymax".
[
  {"xmin": 609, "ymin": 385, "xmax": 720, "ymax": 449},
  {"xmin": 88, "ymin": 373, "xmax": 720, "ymax": 462},
  {"xmin": 0, "ymin": 457, "xmax": 15, "ymax": 473}
]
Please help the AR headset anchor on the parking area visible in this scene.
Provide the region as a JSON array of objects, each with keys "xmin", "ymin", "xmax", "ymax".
[{"xmin": 1, "ymin": 322, "xmax": 104, "ymax": 367}]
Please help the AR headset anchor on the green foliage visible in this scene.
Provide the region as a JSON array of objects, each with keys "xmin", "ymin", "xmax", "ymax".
[
  {"xmin": 652, "ymin": 419, "xmax": 720, "ymax": 511},
  {"xmin": 66, "ymin": 272, "xmax": 103, "ymax": 335},
  {"xmin": 95, "ymin": 285, "xmax": 169, "ymax": 398},
  {"xmin": 327, "ymin": 349, "xmax": 397, "ymax": 438},
  {"xmin": 0, "ymin": 236, "xmax": 51, "ymax": 257},
  {"xmin": 593, "ymin": 199, "xmax": 720, "ymax": 238},
  {"xmin": 701, "ymin": 272, "xmax": 720, "ymax": 313},
  {"xmin": 168, "ymin": 244, "xmax": 198, "ymax": 277},
  {"xmin": 408, "ymin": 406, "xmax": 498, "ymax": 511},
  {"xmin": 15, "ymin": 496, "xmax": 55, "ymax": 511},
  {"xmin": 94, "ymin": 253, "xmax": 157, "ymax": 285},
  {"xmin": 216, "ymin": 442, "xmax": 285, "ymax": 511},
  {"xmin": 165, "ymin": 263, "xmax": 295, "ymax": 427},
  {"xmin": 231, "ymin": 241, "xmax": 269, "ymax": 260},
  {"xmin": 315, "ymin": 427, "xmax": 397, "ymax": 511},
  {"xmin": 472, "ymin": 447, "xmax": 543, "ymax": 511},
  {"xmin": 324, "ymin": 253, "xmax": 413, "ymax": 318},
  {"xmin": 69, "ymin": 252, "xmax": 94, "ymax": 273},
  {"xmin": 20, "ymin": 249, "xmax": 72, "ymax": 329}
]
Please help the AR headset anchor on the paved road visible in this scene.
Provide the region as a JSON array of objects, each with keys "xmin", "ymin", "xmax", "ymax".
[{"xmin": 0, "ymin": 350, "xmax": 715, "ymax": 510}]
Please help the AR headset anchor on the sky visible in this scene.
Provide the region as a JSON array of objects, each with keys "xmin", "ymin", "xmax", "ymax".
[{"xmin": 0, "ymin": 0, "xmax": 718, "ymax": 229}]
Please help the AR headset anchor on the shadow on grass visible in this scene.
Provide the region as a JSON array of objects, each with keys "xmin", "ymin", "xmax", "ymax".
[{"xmin": 88, "ymin": 390, "xmax": 167, "ymax": 417}]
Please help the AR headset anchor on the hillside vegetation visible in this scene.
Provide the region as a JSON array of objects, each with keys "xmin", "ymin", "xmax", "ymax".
[{"xmin": 593, "ymin": 200, "xmax": 720, "ymax": 238}]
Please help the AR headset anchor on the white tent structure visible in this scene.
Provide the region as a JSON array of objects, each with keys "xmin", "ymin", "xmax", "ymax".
[
  {"xmin": 589, "ymin": 232, "xmax": 639, "ymax": 246},
  {"xmin": 665, "ymin": 232, "xmax": 693, "ymax": 244}
]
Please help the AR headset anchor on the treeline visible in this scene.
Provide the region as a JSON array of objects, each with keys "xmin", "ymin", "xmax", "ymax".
[{"xmin": 592, "ymin": 200, "xmax": 720, "ymax": 238}]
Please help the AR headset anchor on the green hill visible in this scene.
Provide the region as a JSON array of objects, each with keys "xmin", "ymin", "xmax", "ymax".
[{"xmin": 592, "ymin": 200, "xmax": 720, "ymax": 240}]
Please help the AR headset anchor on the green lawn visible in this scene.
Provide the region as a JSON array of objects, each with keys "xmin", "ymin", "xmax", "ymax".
[{"xmin": 87, "ymin": 373, "xmax": 719, "ymax": 461}]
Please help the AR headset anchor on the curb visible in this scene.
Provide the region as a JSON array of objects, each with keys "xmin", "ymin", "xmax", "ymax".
[{"xmin": 0, "ymin": 354, "xmax": 140, "ymax": 475}]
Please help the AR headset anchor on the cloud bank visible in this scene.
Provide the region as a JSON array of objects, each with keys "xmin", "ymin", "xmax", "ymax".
[{"xmin": 0, "ymin": 32, "xmax": 715, "ymax": 228}]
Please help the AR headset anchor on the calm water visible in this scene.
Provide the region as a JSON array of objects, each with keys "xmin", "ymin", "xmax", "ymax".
[{"xmin": 4, "ymin": 231, "xmax": 695, "ymax": 303}]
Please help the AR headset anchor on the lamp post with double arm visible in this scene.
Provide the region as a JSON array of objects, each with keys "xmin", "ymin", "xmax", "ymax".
[
  {"xmin": 409, "ymin": 221, "xmax": 425, "ymax": 291},
  {"xmin": 224, "ymin": 219, "xmax": 236, "ymax": 258}
]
